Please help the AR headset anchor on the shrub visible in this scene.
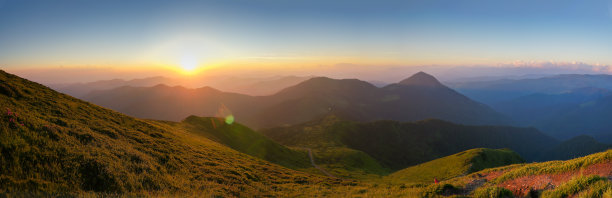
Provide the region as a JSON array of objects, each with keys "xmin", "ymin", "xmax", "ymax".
[
  {"xmin": 576, "ymin": 179, "xmax": 612, "ymax": 198},
  {"xmin": 473, "ymin": 186, "xmax": 513, "ymax": 198},
  {"xmin": 421, "ymin": 183, "xmax": 460, "ymax": 197},
  {"xmin": 542, "ymin": 175, "xmax": 608, "ymax": 198}
]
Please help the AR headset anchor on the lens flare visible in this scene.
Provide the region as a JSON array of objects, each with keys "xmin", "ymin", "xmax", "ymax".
[
  {"xmin": 215, "ymin": 104, "xmax": 234, "ymax": 125},
  {"xmin": 224, "ymin": 115, "xmax": 234, "ymax": 125}
]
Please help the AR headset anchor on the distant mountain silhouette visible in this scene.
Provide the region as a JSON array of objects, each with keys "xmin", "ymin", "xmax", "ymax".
[
  {"xmin": 49, "ymin": 76, "xmax": 175, "ymax": 97},
  {"xmin": 50, "ymin": 75, "xmax": 311, "ymax": 97},
  {"xmin": 84, "ymin": 84, "xmax": 257, "ymax": 122},
  {"xmin": 494, "ymin": 87, "xmax": 611, "ymax": 125},
  {"xmin": 451, "ymin": 74, "xmax": 612, "ymax": 143},
  {"xmin": 84, "ymin": 72, "xmax": 511, "ymax": 129},
  {"xmin": 397, "ymin": 71, "xmax": 444, "ymax": 87},
  {"xmin": 536, "ymin": 94, "xmax": 612, "ymax": 143},
  {"xmin": 381, "ymin": 72, "xmax": 510, "ymax": 125},
  {"xmin": 539, "ymin": 135, "xmax": 611, "ymax": 161},
  {"xmin": 450, "ymin": 74, "xmax": 612, "ymax": 105}
]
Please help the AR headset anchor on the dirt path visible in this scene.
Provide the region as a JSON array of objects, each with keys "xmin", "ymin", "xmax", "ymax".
[
  {"xmin": 304, "ymin": 148, "xmax": 337, "ymax": 178},
  {"xmin": 458, "ymin": 170, "xmax": 506, "ymax": 196}
]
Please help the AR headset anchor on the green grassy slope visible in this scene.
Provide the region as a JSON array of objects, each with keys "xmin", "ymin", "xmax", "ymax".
[
  {"xmin": 174, "ymin": 115, "xmax": 311, "ymax": 169},
  {"xmin": 540, "ymin": 175, "xmax": 611, "ymax": 198},
  {"xmin": 262, "ymin": 116, "xmax": 557, "ymax": 171},
  {"xmin": 491, "ymin": 149, "xmax": 612, "ymax": 184},
  {"xmin": 0, "ymin": 70, "xmax": 351, "ymax": 196},
  {"xmin": 262, "ymin": 115, "xmax": 390, "ymax": 179},
  {"xmin": 409, "ymin": 149, "xmax": 612, "ymax": 198},
  {"xmin": 436, "ymin": 149, "xmax": 612, "ymax": 198},
  {"xmin": 386, "ymin": 148, "xmax": 524, "ymax": 183}
]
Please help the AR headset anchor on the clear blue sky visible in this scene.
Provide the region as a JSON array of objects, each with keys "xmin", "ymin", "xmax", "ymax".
[{"xmin": 1, "ymin": 0, "xmax": 611, "ymax": 71}]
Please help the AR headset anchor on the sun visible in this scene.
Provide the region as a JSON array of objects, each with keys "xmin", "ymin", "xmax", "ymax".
[{"xmin": 180, "ymin": 55, "xmax": 199, "ymax": 74}]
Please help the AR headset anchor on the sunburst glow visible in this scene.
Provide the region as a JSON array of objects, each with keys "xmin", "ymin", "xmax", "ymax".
[{"xmin": 180, "ymin": 55, "xmax": 199, "ymax": 74}]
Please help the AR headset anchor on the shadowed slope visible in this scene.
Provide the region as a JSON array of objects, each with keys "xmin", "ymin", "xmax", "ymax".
[
  {"xmin": 539, "ymin": 135, "xmax": 611, "ymax": 161},
  {"xmin": 176, "ymin": 115, "xmax": 311, "ymax": 169},
  {"xmin": 261, "ymin": 115, "xmax": 390, "ymax": 179},
  {"xmin": 262, "ymin": 117, "xmax": 556, "ymax": 171}
]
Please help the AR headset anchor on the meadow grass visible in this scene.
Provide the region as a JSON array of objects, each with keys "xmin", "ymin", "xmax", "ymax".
[
  {"xmin": 492, "ymin": 149, "xmax": 612, "ymax": 183},
  {"xmin": 541, "ymin": 175, "xmax": 611, "ymax": 198},
  {"xmin": 386, "ymin": 148, "xmax": 523, "ymax": 184}
]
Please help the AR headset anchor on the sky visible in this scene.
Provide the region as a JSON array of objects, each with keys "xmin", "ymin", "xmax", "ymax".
[{"xmin": 1, "ymin": 0, "xmax": 612, "ymax": 82}]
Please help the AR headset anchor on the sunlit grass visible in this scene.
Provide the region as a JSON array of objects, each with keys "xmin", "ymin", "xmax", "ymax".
[
  {"xmin": 386, "ymin": 148, "xmax": 524, "ymax": 184},
  {"xmin": 492, "ymin": 149, "xmax": 612, "ymax": 183}
]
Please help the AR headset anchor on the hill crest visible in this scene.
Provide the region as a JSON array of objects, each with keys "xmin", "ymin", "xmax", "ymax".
[
  {"xmin": 386, "ymin": 148, "xmax": 524, "ymax": 183},
  {"xmin": 397, "ymin": 71, "xmax": 444, "ymax": 87}
]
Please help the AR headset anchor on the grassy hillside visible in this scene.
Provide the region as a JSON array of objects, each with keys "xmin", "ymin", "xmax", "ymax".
[
  {"xmin": 492, "ymin": 149, "xmax": 612, "ymax": 197},
  {"xmin": 409, "ymin": 149, "xmax": 612, "ymax": 197},
  {"xmin": 0, "ymin": 70, "xmax": 356, "ymax": 196},
  {"xmin": 174, "ymin": 115, "xmax": 311, "ymax": 169},
  {"xmin": 262, "ymin": 115, "xmax": 390, "ymax": 179},
  {"xmin": 262, "ymin": 116, "xmax": 558, "ymax": 171},
  {"xmin": 386, "ymin": 148, "xmax": 524, "ymax": 183}
]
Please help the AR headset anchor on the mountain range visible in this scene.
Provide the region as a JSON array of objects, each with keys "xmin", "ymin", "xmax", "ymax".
[
  {"xmin": 449, "ymin": 74, "xmax": 612, "ymax": 105},
  {"xmin": 50, "ymin": 75, "xmax": 311, "ymax": 97},
  {"xmin": 83, "ymin": 72, "xmax": 510, "ymax": 129},
  {"xmin": 450, "ymin": 74, "xmax": 612, "ymax": 142}
]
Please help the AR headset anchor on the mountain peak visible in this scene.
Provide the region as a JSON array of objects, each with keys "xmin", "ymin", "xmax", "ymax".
[
  {"xmin": 277, "ymin": 76, "xmax": 377, "ymax": 94},
  {"xmin": 398, "ymin": 72, "xmax": 443, "ymax": 87}
]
